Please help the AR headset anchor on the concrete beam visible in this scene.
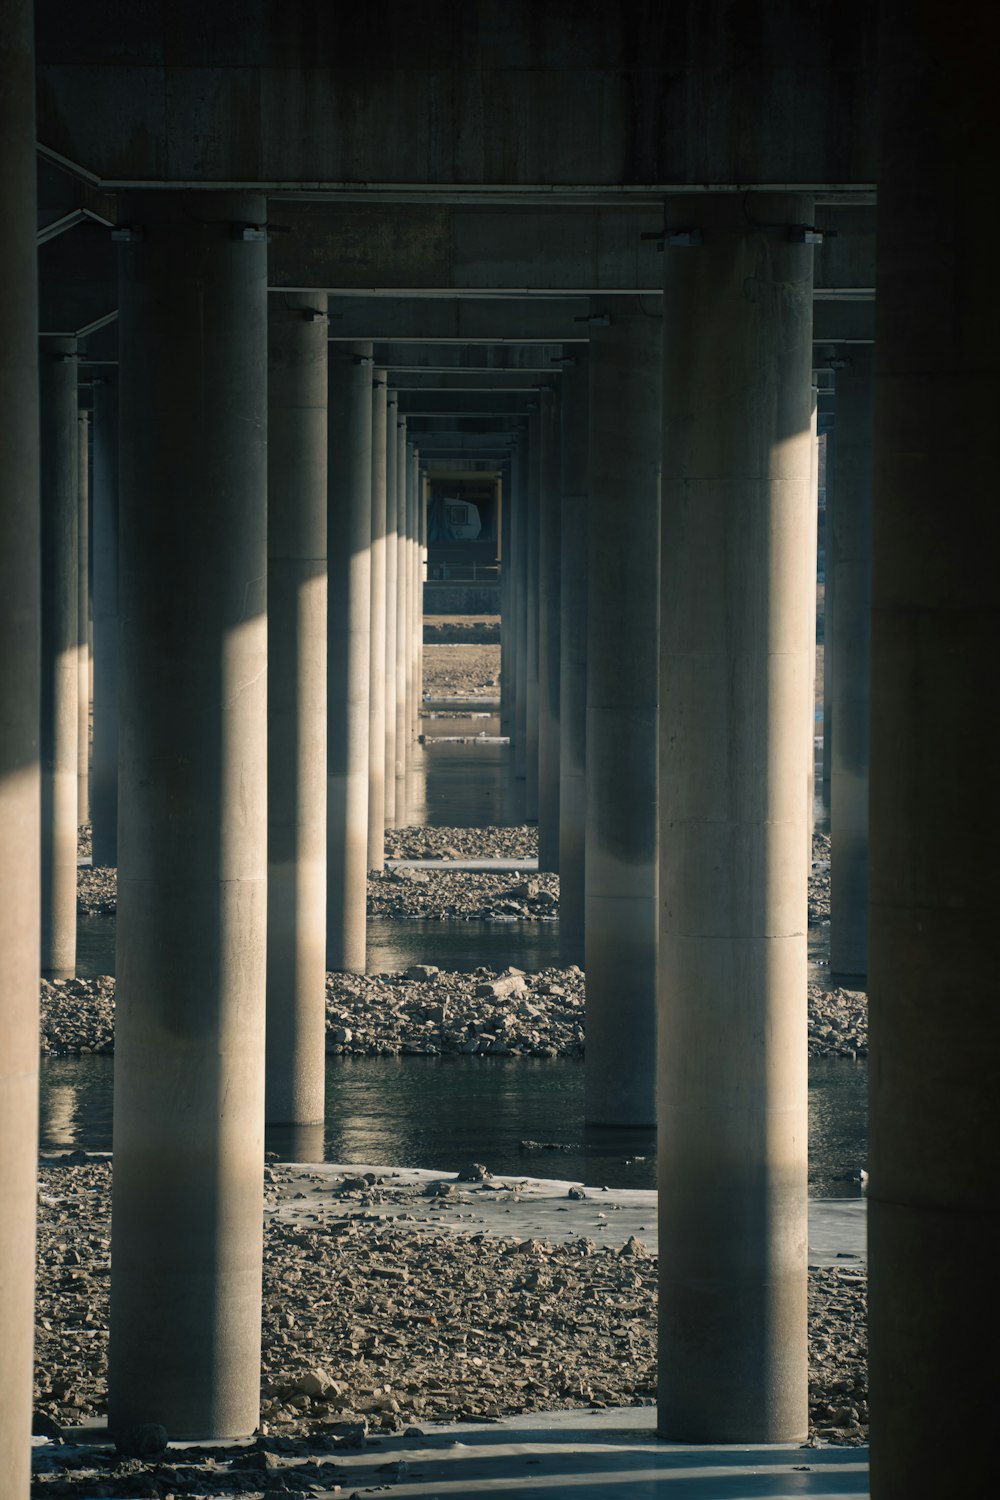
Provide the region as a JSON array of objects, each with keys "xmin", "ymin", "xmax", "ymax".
[
  {"xmin": 396, "ymin": 393, "xmax": 535, "ymax": 417},
  {"xmin": 389, "ymin": 371, "xmax": 553, "ymax": 391},
  {"xmin": 372, "ymin": 343, "xmax": 569, "ymax": 371}
]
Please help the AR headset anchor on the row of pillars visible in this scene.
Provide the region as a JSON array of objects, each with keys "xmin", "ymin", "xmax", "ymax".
[{"xmin": 2, "ymin": 5, "xmax": 995, "ymax": 1496}]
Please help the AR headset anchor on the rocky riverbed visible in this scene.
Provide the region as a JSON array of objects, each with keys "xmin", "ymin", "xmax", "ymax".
[
  {"xmin": 31, "ymin": 1156, "xmax": 866, "ymax": 1493},
  {"xmin": 384, "ymin": 824, "xmax": 537, "ymax": 859},
  {"xmin": 421, "ymin": 642, "xmax": 500, "ymax": 697}
]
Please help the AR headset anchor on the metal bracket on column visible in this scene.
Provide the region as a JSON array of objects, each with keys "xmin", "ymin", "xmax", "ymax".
[
  {"xmin": 110, "ymin": 224, "xmax": 143, "ymax": 242},
  {"xmin": 666, "ymin": 228, "xmax": 702, "ymax": 247},
  {"xmin": 573, "ymin": 313, "xmax": 610, "ymax": 326},
  {"xmin": 548, "ymin": 355, "xmax": 577, "ymax": 366},
  {"xmin": 354, "ymin": 354, "xmax": 374, "ymax": 367},
  {"xmin": 234, "ymin": 224, "xmax": 269, "ymax": 242},
  {"xmin": 302, "ymin": 309, "xmax": 328, "ymax": 324},
  {"xmin": 373, "ymin": 375, "xmax": 387, "ymax": 388},
  {"xmin": 788, "ymin": 225, "xmax": 826, "ymax": 244}
]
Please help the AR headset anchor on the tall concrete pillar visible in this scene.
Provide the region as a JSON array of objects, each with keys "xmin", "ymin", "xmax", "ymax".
[
  {"xmin": 266, "ymin": 294, "xmax": 328, "ymax": 1127},
  {"xmin": 327, "ymin": 343, "xmax": 372, "ymax": 973},
  {"xmin": 77, "ymin": 410, "xmax": 90, "ymax": 825},
  {"xmin": 499, "ymin": 462, "xmax": 513, "ymax": 736},
  {"xmin": 513, "ymin": 440, "xmax": 529, "ymax": 781},
  {"xmin": 828, "ymin": 349, "xmax": 872, "ymax": 981},
  {"xmin": 383, "ymin": 392, "xmax": 398, "ymax": 827},
  {"xmin": 559, "ymin": 352, "xmax": 589, "ymax": 965},
  {"xmin": 524, "ymin": 408, "xmax": 541, "ymax": 821},
  {"xmin": 394, "ymin": 417, "xmax": 409, "ymax": 818},
  {"xmin": 368, "ymin": 372, "xmax": 388, "ymax": 871},
  {"xmin": 0, "ymin": 5, "xmax": 40, "ymax": 1489},
  {"xmin": 658, "ymin": 195, "xmax": 814, "ymax": 1442},
  {"xmin": 537, "ymin": 387, "xmax": 561, "ymax": 871},
  {"xmin": 416, "ymin": 468, "xmax": 427, "ymax": 731},
  {"xmin": 409, "ymin": 447, "xmax": 422, "ymax": 750},
  {"xmin": 868, "ymin": 9, "xmax": 998, "ymax": 1495},
  {"xmin": 405, "ymin": 441, "xmax": 418, "ymax": 756},
  {"xmin": 584, "ymin": 303, "xmax": 660, "ymax": 1126},
  {"xmin": 807, "ymin": 387, "xmax": 819, "ymax": 856},
  {"xmin": 109, "ymin": 190, "xmax": 268, "ymax": 1438},
  {"xmin": 90, "ymin": 374, "xmax": 119, "ymax": 868},
  {"xmin": 39, "ymin": 337, "xmax": 79, "ymax": 979}
]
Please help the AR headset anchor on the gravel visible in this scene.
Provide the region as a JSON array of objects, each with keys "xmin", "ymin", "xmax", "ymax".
[
  {"xmin": 31, "ymin": 1157, "xmax": 867, "ymax": 1476},
  {"xmin": 384, "ymin": 824, "xmax": 537, "ymax": 859},
  {"xmin": 421, "ymin": 643, "xmax": 500, "ymax": 697}
]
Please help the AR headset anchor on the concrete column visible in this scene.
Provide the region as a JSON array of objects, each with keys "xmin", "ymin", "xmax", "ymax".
[
  {"xmin": 394, "ymin": 417, "xmax": 409, "ymax": 818},
  {"xmin": 39, "ymin": 337, "xmax": 79, "ymax": 979},
  {"xmin": 524, "ymin": 409, "xmax": 541, "ymax": 821},
  {"xmin": 90, "ymin": 374, "xmax": 119, "ymax": 868},
  {"xmin": 868, "ymin": 9, "xmax": 998, "ymax": 1494},
  {"xmin": 584, "ymin": 303, "xmax": 660, "ymax": 1127},
  {"xmin": 405, "ymin": 441, "xmax": 418, "ymax": 756},
  {"xmin": 828, "ymin": 349, "xmax": 872, "ymax": 980},
  {"xmin": 512, "ymin": 441, "xmax": 529, "ymax": 780},
  {"xmin": 266, "ymin": 294, "xmax": 328, "ymax": 1127},
  {"xmin": 537, "ymin": 387, "xmax": 561, "ymax": 871},
  {"xmin": 0, "ymin": 5, "xmax": 40, "ymax": 1489},
  {"xmin": 500, "ymin": 463, "xmax": 514, "ymax": 736},
  {"xmin": 368, "ymin": 372, "xmax": 388, "ymax": 870},
  {"xmin": 658, "ymin": 194, "xmax": 814, "ymax": 1442},
  {"xmin": 807, "ymin": 387, "xmax": 819, "ymax": 856},
  {"xmin": 409, "ymin": 448, "xmax": 421, "ymax": 750},
  {"xmin": 821, "ymin": 475, "xmax": 834, "ymax": 811},
  {"xmin": 559, "ymin": 352, "xmax": 589, "ymax": 965},
  {"xmin": 109, "ymin": 190, "xmax": 268, "ymax": 1438},
  {"xmin": 416, "ymin": 468, "xmax": 426, "ymax": 732},
  {"xmin": 77, "ymin": 410, "xmax": 90, "ymax": 825},
  {"xmin": 383, "ymin": 392, "xmax": 398, "ymax": 826},
  {"xmin": 327, "ymin": 343, "xmax": 372, "ymax": 973}
]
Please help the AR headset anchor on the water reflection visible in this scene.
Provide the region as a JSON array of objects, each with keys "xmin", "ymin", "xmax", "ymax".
[{"xmin": 41, "ymin": 1052, "xmax": 867, "ymax": 1197}]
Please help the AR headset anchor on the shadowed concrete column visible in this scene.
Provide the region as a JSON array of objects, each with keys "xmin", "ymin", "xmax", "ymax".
[
  {"xmin": 91, "ymin": 374, "xmax": 118, "ymax": 868},
  {"xmin": 828, "ymin": 349, "xmax": 872, "ymax": 981},
  {"xmin": 869, "ymin": 8, "xmax": 998, "ymax": 1495},
  {"xmin": 394, "ymin": 417, "xmax": 408, "ymax": 818},
  {"xmin": 109, "ymin": 190, "xmax": 268, "ymax": 1438},
  {"xmin": 409, "ymin": 447, "xmax": 422, "ymax": 751},
  {"xmin": 513, "ymin": 440, "xmax": 529, "ymax": 781},
  {"xmin": 368, "ymin": 372, "xmax": 388, "ymax": 870},
  {"xmin": 383, "ymin": 392, "xmax": 398, "ymax": 826},
  {"xmin": 537, "ymin": 387, "xmax": 561, "ymax": 871},
  {"xmin": 77, "ymin": 411, "xmax": 90, "ymax": 825},
  {"xmin": 0, "ymin": 4, "xmax": 40, "ymax": 1488},
  {"xmin": 40, "ymin": 337, "xmax": 79, "ymax": 979},
  {"xmin": 327, "ymin": 343, "xmax": 372, "ymax": 973},
  {"xmin": 585, "ymin": 303, "xmax": 660, "ymax": 1126},
  {"xmin": 499, "ymin": 463, "xmax": 512, "ymax": 735},
  {"xmin": 658, "ymin": 194, "xmax": 814, "ymax": 1442},
  {"xmin": 559, "ymin": 352, "xmax": 589, "ymax": 965},
  {"xmin": 405, "ymin": 441, "xmax": 418, "ymax": 756},
  {"xmin": 266, "ymin": 294, "xmax": 328, "ymax": 1126},
  {"xmin": 524, "ymin": 408, "xmax": 541, "ymax": 821},
  {"xmin": 417, "ymin": 469, "xmax": 426, "ymax": 733}
]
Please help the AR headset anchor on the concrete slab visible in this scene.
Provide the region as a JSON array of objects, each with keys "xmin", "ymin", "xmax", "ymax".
[{"xmin": 385, "ymin": 857, "xmax": 538, "ymax": 872}]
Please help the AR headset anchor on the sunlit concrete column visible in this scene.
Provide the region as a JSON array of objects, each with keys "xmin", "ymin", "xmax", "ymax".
[
  {"xmin": 91, "ymin": 374, "xmax": 118, "ymax": 868},
  {"xmin": 821, "ymin": 483, "xmax": 834, "ymax": 811},
  {"xmin": 585, "ymin": 303, "xmax": 660, "ymax": 1126},
  {"xmin": 806, "ymin": 386, "xmax": 819, "ymax": 860},
  {"xmin": 499, "ymin": 462, "xmax": 513, "ymax": 736},
  {"xmin": 0, "ymin": 6, "xmax": 40, "ymax": 1488},
  {"xmin": 383, "ymin": 392, "xmax": 398, "ymax": 826},
  {"xmin": 524, "ymin": 408, "xmax": 541, "ymax": 821},
  {"xmin": 513, "ymin": 439, "xmax": 529, "ymax": 780},
  {"xmin": 537, "ymin": 386, "xmax": 561, "ymax": 872},
  {"xmin": 417, "ymin": 468, "xmax": 427, "ymax": 730},
  {"xmin": 109, "ymin": 190, "xmax": 268, "ymax": 1439},
  {"xmin": 394, "ymin": 416, "xmax": 409, "ymax": 818},
  {"xmin": 327, "ymin": 343, "xmax": 372, "ymax": 973},
  {"xmin": 658, "ymin": 195, "xmax": 814, "ymax": 1442},
  {"xmin": 828, "ymin": 349, "xmax": 872, "ymax": 981},
  {"xmin": 868, "ymin": 10, "xmax": 998, "ymax": 1495},
  {"xmin": 77, "ymin": 410, "xmax": 90, "ymax": 825},
  {"xmin": 406, "ymin": 441, "xmax": 419, "ymax": 755},
  {"xmin": 266, "ymin": 294, "xmax": 328, "ymax": 1126},
  {"xmin": 368, "ymin": 371, "xmax": 388, "ymax": 870},
  {"xmin": 39, "ymin": 337, "xmax": 79, "ymax": 979},
  {"xmin": 559, "ymin": 351, "xmax": 589, "ymax": 965}
]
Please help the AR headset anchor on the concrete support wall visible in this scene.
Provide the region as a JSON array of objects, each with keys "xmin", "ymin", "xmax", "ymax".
[
  {"xmin": 368, "ymin": 371, "xmax": 388, "ymax": 870},
  {"xmin": 327, "ymin": 343, "xmax": 372, "ymax": 973},
  {"xmin": 39, "ymin": 337, "xmax": 79, "ymax": 979},
  {"xmin": 537, "ymin": 386, "xmax": 561, "ymax": 871},
  {"xmin": 828, "ymin": 349, "xmax": 872, "ymax": 980},
  {"xmin": 383, "ymin": 392, "xmax": 398, "ymax": 826},
  {"xmin": 868, "ymin": 7, "xmax": 998, "ymax": 1494},
  {"xmin": 394, "ymin": 417, "xmax": 409, "ymax": 819},
  {"xmin": 584, "ymin": 304, "xmax": 660, "ymax": 1127},
  {"xmin": 90, "ymin": 374, "xmax": 118, "ymax": 868},
  {"xmin": 77, "ymin": 410, "xmax": 90, "ymax": 825},
  {"xmin": 266, "ymin": 294, "xmax": 328, "ymax": 1126},
  {"xmin": 658, "ymin": 195, "xmax": 814, "ymax": 1442},
  {"xmin": 558, "ymin": 352, "xmax": 589, "ymax": 965},
  {"xmin": 110, "ymin": 190, "xmax": 268, "ymax": 1438},
  {"xmin": 0, "ymin": 3, "xmax": 40, "ymax": 1488},
  {"xmin": 524, "ymin": 410, "xmax": 541, "ymax": 821}
]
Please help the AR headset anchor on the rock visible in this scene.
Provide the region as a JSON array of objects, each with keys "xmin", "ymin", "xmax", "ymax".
[
  {"xmin": 114, "ymin": 1422, "xmax": 169, "ymax": 1458},
  {"xmin": 568, "ymin": 1186, "xmax": 587, "ymax": 1200},
  {"xmin": 294, "ymin": 1368, "xmax": 340, "ymax": 1398},
  {"xmin": 475, "ymin": 974, "xmax": 527, "ymax": 1001},
  {"xmin": 406, "ymin": 965, "xmax": 440, "ymax": 981},
  {"xmin": 456, "ymin": 1162, "xmax": 492, "ymax": 1182}
]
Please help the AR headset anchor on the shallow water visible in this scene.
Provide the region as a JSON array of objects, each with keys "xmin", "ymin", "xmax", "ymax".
[{"xmin": 39, "ymin": 1052, "xmax": 866, "ymax": 1198}]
